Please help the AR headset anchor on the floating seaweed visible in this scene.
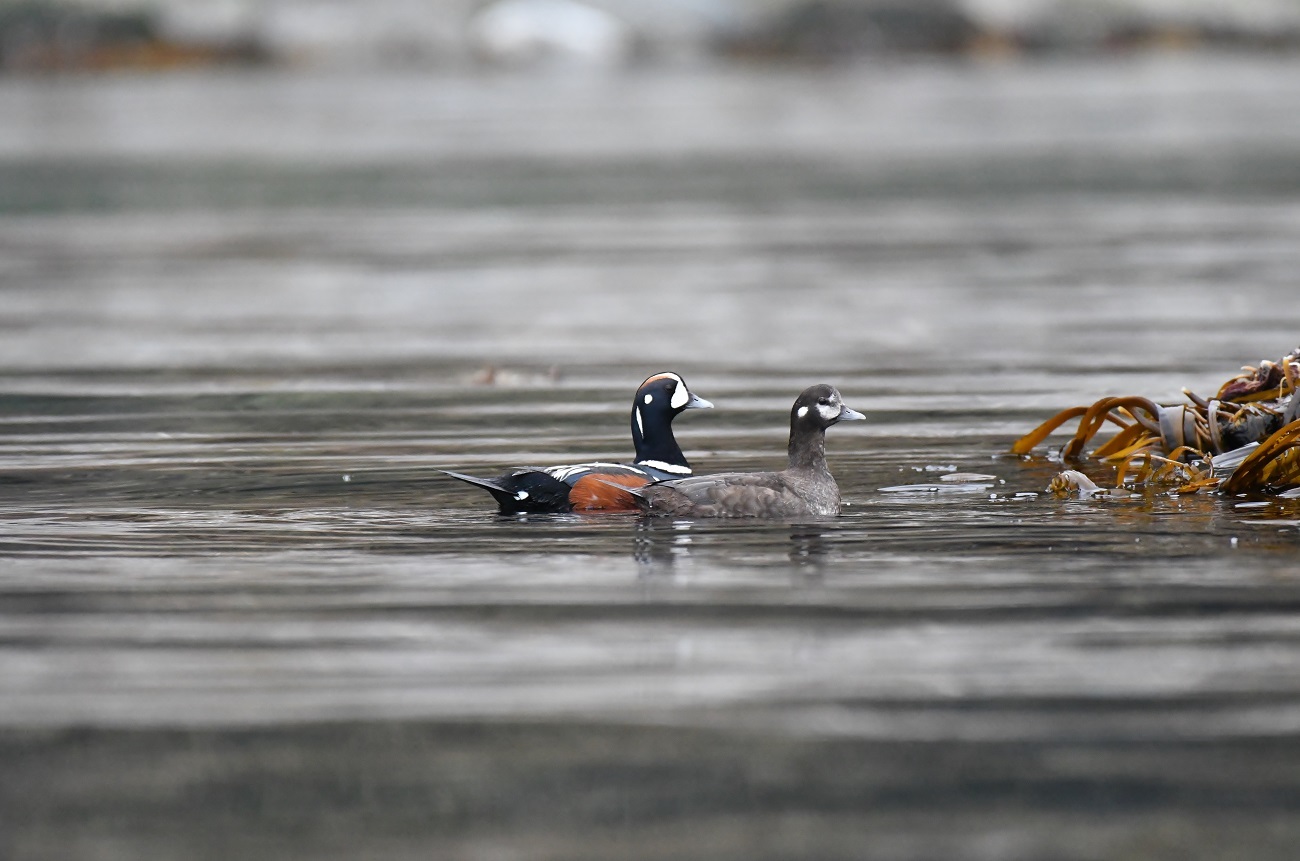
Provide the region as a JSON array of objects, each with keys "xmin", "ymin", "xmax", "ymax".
[
  {"xmin": 1046, "ymin": 469, "xmax": 1108, "ymax": 497},
  {"xmin": 1015, "ymin": 347, "xmax": 1300, "ymax": 496}
]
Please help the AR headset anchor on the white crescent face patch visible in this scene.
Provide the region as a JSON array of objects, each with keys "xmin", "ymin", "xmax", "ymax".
[
  {"xmin": 668, "ymin": 376, "xmax": 689, "ymax": 410},
  {"xmin": 817, "ymin": 402, "xmax": 840, "ymax": 422}
]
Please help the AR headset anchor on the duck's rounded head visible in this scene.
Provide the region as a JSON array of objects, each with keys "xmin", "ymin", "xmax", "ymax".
[
  {"xmin": 635, "ymin": 372, "xmax": 712, "ymax": 417},
  {"xmin": 631, "ymin": 371, "xmax": 712, "ymax": 477},
  {"xmin": 791, "ymin": 384, "xmax": 865, "ymax": 431}
]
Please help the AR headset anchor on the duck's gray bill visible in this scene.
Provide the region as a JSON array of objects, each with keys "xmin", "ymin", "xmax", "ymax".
[
  {"xmin": 839, "ymin": 406, "xmax": 866, "ymax": 421},
  {"xmin": 686, "ymin": 393, "xmax": 714, "ymax": 409}
]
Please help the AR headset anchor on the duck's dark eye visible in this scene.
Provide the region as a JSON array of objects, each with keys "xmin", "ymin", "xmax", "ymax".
[{"xmin": 817, "ymin": 397, "xmax": 830, "ymax": 406}]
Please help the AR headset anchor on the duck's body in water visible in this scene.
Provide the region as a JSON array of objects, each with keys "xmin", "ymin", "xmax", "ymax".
[
  {"xmin": 615, "ymin": 384, "xmax": 864, "ymax": 518},
  {"xmin": 443, "ymin": 372, "xmax": 712, "ymax": 513}
]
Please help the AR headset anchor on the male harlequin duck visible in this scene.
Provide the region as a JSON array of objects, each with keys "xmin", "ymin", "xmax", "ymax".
[
  {"xmin": 607, "ymin": 384, "xmax": 864, "ymax": 518},
  {"xmin": 443, "ymin": 372, "xmax": 712, "ymax": 513}
]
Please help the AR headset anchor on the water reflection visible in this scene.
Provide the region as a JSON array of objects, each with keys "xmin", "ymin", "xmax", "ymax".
[
  {"xmin": 787, "ymin": 524, "xmax": 829, "ymax": 574},
  {"xmin": 632, "ymin": 517, "xmax": 694, "ymax": 577},
  {"xmin": 632, "ymin": 517, "xmax": 833, "ymax": 584}
]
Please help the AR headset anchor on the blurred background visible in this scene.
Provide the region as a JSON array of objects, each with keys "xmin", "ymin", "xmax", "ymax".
[
  {"xmin": 4, "ymin": 0, "xmax": 1300, "ymax": 380},
  {"xmin": 5, "ymin": 3, "xmax": 1300, "ymax": 861},
  {"xmin": 6, "ymin": 0, "xmax": 1300, "ymax": 71}
]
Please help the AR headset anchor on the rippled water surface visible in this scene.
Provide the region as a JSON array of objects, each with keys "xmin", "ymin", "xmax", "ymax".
[{"xmin": 3, "ymin": 54, "xmax": 1300, "ymax": 861}]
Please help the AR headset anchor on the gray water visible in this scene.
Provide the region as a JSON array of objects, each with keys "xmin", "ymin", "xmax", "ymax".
[{"xmin": 3, "ymin": 53, "xmax": 1300, "ymax": 861}]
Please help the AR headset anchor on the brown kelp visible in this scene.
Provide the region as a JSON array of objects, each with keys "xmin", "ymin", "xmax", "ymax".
[{"xmin": 1018, "ymin": 347, "xmax": 1300, "ymax": 496}]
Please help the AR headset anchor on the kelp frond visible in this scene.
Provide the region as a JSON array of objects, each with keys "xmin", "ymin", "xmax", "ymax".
[
  {"xmin": 1219, "ymin": 419, "xmax": 1300, "ymax": 496},
  {"xmin": 1019, "ymin": 347, "xmax": 1300, "ymax": 496}
]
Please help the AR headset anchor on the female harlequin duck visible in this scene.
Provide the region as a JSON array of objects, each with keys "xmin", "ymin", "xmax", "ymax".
[
  {"xmin": 608, "ymin": 384, "xmax": 863, "ymax": 518},
  {"xmin": 443, "ymin": 372, "xmax": 712, "ymax": 513}
]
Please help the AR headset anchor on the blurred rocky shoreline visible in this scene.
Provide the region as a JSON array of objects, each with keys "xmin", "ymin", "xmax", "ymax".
[{"xmin": 3, "ymin": 0, "xmax": 1300, "ymax": 73}]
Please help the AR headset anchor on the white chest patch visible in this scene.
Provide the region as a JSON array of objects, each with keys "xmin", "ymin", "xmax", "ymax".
[
  {"xmin": 638, "ymin": 459, "xmax": 691, "ymax": 475},
  {"xmin": 797, "ymin": 406, "xmax": 809, "ymax": 418}
]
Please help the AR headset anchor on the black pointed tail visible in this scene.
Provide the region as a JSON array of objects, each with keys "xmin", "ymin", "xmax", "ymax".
[
  {"xmin": 442, "ymin": 469, "xmax": 574, "ymax": 514},
  {"xmin": 441, "ymin": 470, "xmax": 520, "ymax": 509}
]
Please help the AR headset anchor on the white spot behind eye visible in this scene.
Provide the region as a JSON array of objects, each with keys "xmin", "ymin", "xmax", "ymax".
[
  {"xmin": 644, "ymin": 393, "xmax": 653, "ymax": 404},
  {"xmin": 797, "ymin": 406, "xmax": 809, "ymax": 418},
  {"xmin": 515, "ymin": 490, "xmax": 529, "ymax": 500},
  {"xmin": 670, "ymin": 383, "xmax": 688, "ymax": 409}
]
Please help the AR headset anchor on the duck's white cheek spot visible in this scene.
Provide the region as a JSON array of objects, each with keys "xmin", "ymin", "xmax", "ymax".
[
  {"xmin": 670, "ymin": 385, "xmax": 688, "ymax": 410},
  {"xmin": 797, "ymin": 406, "xmax": 809, "ymax": 418},
  {"xmin": 818, "ymin": 403, "xmax": 839, "ymax": 421},
  {"xmin": 644, "ymin": 394, "xmax": 653, "ymax": 405}
]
